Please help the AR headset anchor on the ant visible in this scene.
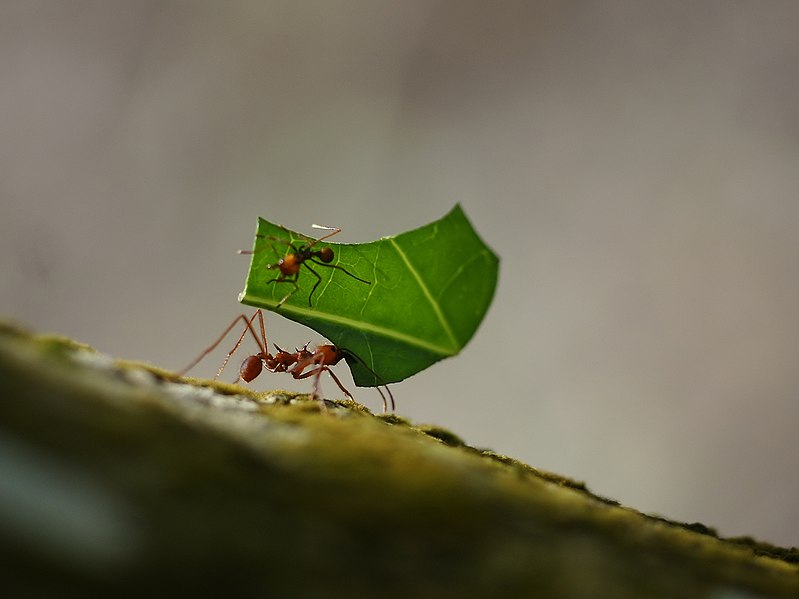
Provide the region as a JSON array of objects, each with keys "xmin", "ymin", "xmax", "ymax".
[
  {"xmin": 239, "ymin": 225, "xmax": 370, "ymax": 307},
  {"xmin": 179, "ymin": 309, "xmax": 395, "ymax": 413}
]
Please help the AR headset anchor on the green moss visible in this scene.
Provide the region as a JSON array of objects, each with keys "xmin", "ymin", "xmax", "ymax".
[
  {"xmin": 376, "ymin": 412, "xmax": 411, "ymax": 426},
  {"xmin": 0, "ymin": 321, "xmax": 797, "ymax": 598},
  {"xmin": 728, "ymin": 537, "xmax": 799, "ymax": 564},
  {"xmin": 475, "ymin": 448, "xmax": 594, "ymax": 494},
  {"xmin": 414, "ymin": 424, "xmax": 466, "ymax": 447}
]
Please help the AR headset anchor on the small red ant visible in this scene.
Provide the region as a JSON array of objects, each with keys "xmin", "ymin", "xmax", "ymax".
[
  {"xmin": 239, "ymin": 225, "xmax": 370, "ymax": 307},
  {"xmin": 179, "ymin": 309, "xmax": 395, "ymax": 413}
]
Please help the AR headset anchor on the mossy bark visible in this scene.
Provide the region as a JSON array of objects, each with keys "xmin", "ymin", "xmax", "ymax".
[{"xmin": 0, "ymin": 322, "xmax": 797, "ymax": 598}]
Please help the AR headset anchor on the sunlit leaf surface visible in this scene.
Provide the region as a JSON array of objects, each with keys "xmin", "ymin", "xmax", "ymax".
[{"xmin": 238, "ymin": 205, "xmax": 499, "ymax": 386}]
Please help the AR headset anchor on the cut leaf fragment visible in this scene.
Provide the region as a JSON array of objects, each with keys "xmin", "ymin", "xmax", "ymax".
[{"xmin": 238, "ymin": 204, "xmax": 499, "ymax": 386}]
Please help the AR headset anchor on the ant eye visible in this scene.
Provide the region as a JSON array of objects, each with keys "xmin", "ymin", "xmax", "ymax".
[{"xmin": 319, "ymin": 247, "xmax": 334, "ymax": 263}]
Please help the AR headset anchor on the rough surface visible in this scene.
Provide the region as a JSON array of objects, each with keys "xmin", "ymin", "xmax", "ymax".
[{"xmin": 0, "ymin": 321, "xmax": 797, "ymax": 598}]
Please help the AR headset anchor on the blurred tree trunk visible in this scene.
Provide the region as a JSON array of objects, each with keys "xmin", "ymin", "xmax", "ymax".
[{"xmin": 0, "ymin": 322, "xmax": 797, "ymax": 598}]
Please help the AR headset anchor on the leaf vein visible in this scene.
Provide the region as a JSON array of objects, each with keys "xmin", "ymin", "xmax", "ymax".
[
  {"xmin": 388, "ymin": 238, "xmax": 458, "ymax": 349},
  {"xmin": 436, "ymin": 249, "xmax": 492, "ymax": 299},
  {"xmin": 274, "ymin": 303, "xmax": 455, "ymax": 356}
]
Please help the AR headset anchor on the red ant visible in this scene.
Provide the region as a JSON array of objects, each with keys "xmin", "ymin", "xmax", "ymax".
[
  {"xmin": 179, "ymin": 309, "xmax": 395, "ymax": 413},
  {"xmin": 239, "ymin": 225, "xmax": 370, "ymax": 307}
]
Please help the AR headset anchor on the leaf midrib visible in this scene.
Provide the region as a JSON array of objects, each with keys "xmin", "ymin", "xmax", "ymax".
[{"xmin": 245, "ymin": 293, "xmax": 457, "ymax": 356}]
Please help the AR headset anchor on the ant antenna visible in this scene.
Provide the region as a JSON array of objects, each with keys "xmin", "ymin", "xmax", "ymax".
[{"xmin": 339, "ymin": 349, "xmax": 396, "ymax": 412}]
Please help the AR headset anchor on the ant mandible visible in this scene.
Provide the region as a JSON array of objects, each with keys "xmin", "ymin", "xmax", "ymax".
[
  {"xmin": 178, "ymin": 309, "xmax": 395, "ymax": 413},
  {"xmin": 239, "ymin": 225, "xmax": 370, "ymax": 307}
]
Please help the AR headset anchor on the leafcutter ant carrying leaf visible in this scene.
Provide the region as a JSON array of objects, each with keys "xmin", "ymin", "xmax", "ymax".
[{"xmin": 179, "ymin": 309, "xmax": 395, "ymax": 413}]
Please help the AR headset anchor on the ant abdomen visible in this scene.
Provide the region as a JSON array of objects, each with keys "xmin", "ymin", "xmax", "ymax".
[{"xmin": 240, "ymin": 355, "xmax": 263, "ymax": 382}]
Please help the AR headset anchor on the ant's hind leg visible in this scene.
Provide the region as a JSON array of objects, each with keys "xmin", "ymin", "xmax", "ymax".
[
  {"xmin": 312, "ymin": 259, "xmax": 371, "ymax": 286},
  {"xmin": 179, "ymin": 310, "xmax": 267, "ymax": 380}
]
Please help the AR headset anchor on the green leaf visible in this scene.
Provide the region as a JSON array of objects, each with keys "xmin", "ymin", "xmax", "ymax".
[{"xmin": 238, "ymin": 204, "xmax": 499, "ymax": 386}]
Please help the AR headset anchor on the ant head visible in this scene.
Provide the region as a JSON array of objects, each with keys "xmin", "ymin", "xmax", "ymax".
[
  {"xmin": 317, "ymin": 247, "xmax": 334, "ymax": 263},
  {"xmin": 315, "ymin": 344, "xmax": 343, "ymax": 365},
  {"xmin": 240, "ymin": 355, "xmax": 263, "ymax": 383}
]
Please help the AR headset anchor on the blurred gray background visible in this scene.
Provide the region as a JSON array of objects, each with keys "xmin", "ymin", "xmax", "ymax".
[{"xmin": 2, "ymin": 1, "xmax": 798, "ymax": 546}]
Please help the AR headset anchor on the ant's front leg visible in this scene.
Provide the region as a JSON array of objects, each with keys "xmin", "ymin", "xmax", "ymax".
[{"xmin": 293, "ymin": 365, "xmax": 354, "ymax": 401}]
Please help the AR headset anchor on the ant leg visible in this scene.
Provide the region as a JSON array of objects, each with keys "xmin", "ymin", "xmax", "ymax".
[
  {"xmin": 179, "ymin": 310, "xmax": 267, "ymax": 379},
  {"xmin": 303, "ymin": 263, "xmax": 323, "ymax": 307},
  {"xmin": 273, "ymin": 225, "xmax": 316, "ymax": 250},
  {"xmin": 310, "ymin": 258, "xmax": 371, "ymax": 285},
  {"xmin": 241, "ymin": 234, "xmax": 303, "ymax": 256},
  {"xmin": 320, "ymin": 367, "xmax": 355, "ymax": 401},
  {"xmin": 265, "ymin": 274, "xmax": 300, "ymax": 307},
  {"xmin": 284, "ymin": 224, "xmax": 340, "ymax": 257},
  {"xmin": 307, "ymin": 225, "xmax": 341, "ymax": 248},
  {"xmin": 337, "ymin": 349, "xmax": 395, "ymax": 412},
  {"xmin": 294, "ymin": 365, "xmax": 355, "ymax": 401},
  {"xmin": 215, "ymin": 312, "xmax": 263, "ymax": 382},
  {"xmin": 276, "ymin": 278, "xmax": 300, "ymax": 307}
]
